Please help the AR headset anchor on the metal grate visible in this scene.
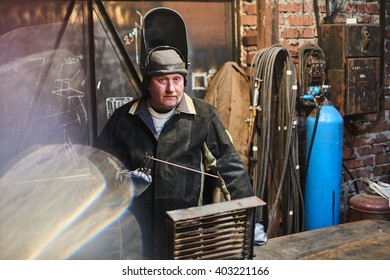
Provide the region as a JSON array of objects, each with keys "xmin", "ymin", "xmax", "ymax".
[{"xmin": 165, "ymin": 196, "xmax": 266, "ymax": 260}]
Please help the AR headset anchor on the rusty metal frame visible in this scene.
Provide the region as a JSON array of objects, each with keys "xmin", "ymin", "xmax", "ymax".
[{"xmin": 165, "ymin": 196, "xmax": 266, "ymax": 260}]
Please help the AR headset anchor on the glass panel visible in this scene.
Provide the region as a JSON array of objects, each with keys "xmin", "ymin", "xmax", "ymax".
[
  {"xmin": 0, "ymin": 2, "xmax": 143, "ymax": 259},
  {"xmin": 92, "ymin": 2, "xmax": 141, "ymax": 135},
  {"xmin": 0, "ymin": 1, "xmax": 90, "ymax": 173}
]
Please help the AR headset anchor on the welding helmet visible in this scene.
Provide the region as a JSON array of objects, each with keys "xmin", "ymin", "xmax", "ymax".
[{"xmin": 140, "ymin": 7, "xmax": 190, "ymax": 91}]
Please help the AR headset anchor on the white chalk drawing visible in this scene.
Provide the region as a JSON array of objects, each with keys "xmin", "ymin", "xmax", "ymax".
[
  {"xmin": 123, "ymin": 11, "xmax": 142, "ymax": 64},
  {"xmin": 49, "ymin": 55, "xmax": 88, "ymax": 128},
  {"xmin": 106, "ymin": 97, "xmax": 133, "ymax": 119}
]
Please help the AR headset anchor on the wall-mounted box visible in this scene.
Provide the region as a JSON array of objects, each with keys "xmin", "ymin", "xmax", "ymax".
[{"xmin": 320, "ymin": 24, "xmax": 381, "ymax": 116}]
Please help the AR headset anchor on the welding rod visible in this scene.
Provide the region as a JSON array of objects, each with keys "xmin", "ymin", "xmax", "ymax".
[{"xmin": 146, "ymin": 155, "xmax": 219, "ymax": 179}]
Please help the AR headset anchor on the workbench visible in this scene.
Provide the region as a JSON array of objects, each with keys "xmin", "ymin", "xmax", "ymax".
[{"xmin": 254, "ymin": 219, "xmax": 390, "ymax": 260}]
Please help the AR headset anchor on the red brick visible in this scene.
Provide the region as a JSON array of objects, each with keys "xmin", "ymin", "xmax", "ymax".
[
  {"xmin": 241, "ymin": 15, "xmax": 257, "ymax": 26},
  {"xmin": 376, "ymin": 120, "xmax": 390, "ymax": 131},
  {"xmin": 375, "ymin": 133, "xmax": 390, "ymax": 143},
  {"xmin": 343, "ymin": 147, "xmax": 357, "ymax": 160},
  {"xmin": 350, "ymin": 168, "xmax": 372, "ymax": 179},
  {"xmin": 303, "ymin": 2, "xmax": 313, "ymax": 13},
  {"xmin": 282, "ymin": 28, "xmax": 299, "ymax": 39},
  {"xmin": 243, "ymin": 29, "xmax": 257, "ymax": 37},
  {"xmin": 303, "ymin": 2, "xmax": 326, "ymax": 13},
  {"xmin": 357, "ymin": 145, "xmax": 385, "ymax": 156},
  {"xmin": 346, "ymin": 157, "xmax": 375, "ymax": 169},
  {"xmin": 353, "ymin": 135, "xmax": 375, "ymax": 147},
  {"xmin": 243, "ymin": 2, "xmax": 257, "ymax": 15},
  {"xmin": 373, "ymin": 164, "xmax": 390, "ymax": 177},
  {"xmin": 377, "ymin": 152, "xmax": 390, "ymax": 165},
  {"xmin": 300, "ymin": 27, "xmax": 316, "ymax": 38},
  {"xmin": 286, "ymin": 44, "xmax": 299, "ymax": 54},
  {"xmin": 342, "ymin": 159, "xmax": 355, "ymax": 170},
  {"xmin": 332, "ymin": 14, "xmax": 348, "ymax": 24},
  {"xmin": 287, "ymin": 15, "xmax": 314, "ymax": 26},
  {"xmin": 279, "ymin": 3, "xmax": 303, "ymax": 13},
  {"xmin": 246, "ymin": 52, "xmax": 257, "ymax": 66},
  {"xmin": 242, "ymin": 35, "xmax": 258, "ymax": 46}
]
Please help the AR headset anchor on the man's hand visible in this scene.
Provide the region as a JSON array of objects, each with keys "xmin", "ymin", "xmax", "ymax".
[{"xmin": 128, "ymin": 169, "xmax": 152, "ymax": 196}]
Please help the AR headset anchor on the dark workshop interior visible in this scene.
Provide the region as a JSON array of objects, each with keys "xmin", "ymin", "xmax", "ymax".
[{"xmin": 0, "ymin": 0, "xmax": 389, "ymax": 261}]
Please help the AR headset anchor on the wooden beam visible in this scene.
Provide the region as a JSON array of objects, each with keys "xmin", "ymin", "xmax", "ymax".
[{"xmin": 258, "ymin": 0, "xmax": 279, "ymax": 49}]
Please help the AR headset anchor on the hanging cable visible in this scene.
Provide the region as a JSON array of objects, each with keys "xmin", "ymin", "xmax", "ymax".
[
  {"xmin": 304, "ymin": 103, "xmax": 320, "ymax": 188},
  {"xmin": 248, "ymin": 45, "xmax": 303, "ymax": 237},
  {"xmin": 313, "ymin": 0, "xmax": 322, "ymax": 46},
  {"xmin": 297, "ymin": 43, "xmax": 329, "ymax": 230},
  {"xmin": 342, "ymin": 162, "xmax": 360, "ymax": 194}
]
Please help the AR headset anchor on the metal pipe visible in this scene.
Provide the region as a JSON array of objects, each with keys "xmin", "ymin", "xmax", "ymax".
[{"xmin": 146, "ymin": 155, "xmax": 219, "ymax": 179}]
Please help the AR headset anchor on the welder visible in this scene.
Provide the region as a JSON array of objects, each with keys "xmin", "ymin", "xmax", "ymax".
[{"xmin": 94, "ymin": 45, "xmax": 254, "ymax": 259}]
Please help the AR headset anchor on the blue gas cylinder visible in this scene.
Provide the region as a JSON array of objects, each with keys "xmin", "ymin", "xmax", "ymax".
[{"xmin": 304, "ymin": 101, "xmax": 343, "ymax": 230}]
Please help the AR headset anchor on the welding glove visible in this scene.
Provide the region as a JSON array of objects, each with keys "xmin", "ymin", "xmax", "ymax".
[
  {"xmin": 254, "ymin": 222, "xmax": 268, "ymax": 246},
  {"xmin": 127, "ymin": 169, "xmax": 152, "ymax": 197},
  {"xmin": 107, "ymin": 157, "xmax": 152, "ymax": 197}
]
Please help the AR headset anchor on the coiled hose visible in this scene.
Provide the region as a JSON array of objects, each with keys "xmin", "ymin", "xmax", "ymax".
[{"xmin": 248, "ymin": 45, "xmax": 303, "ymax": 237}]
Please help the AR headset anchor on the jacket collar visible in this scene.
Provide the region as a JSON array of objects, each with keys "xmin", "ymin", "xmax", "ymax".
[{"xmin": 128, "ymin": 93, "xmax": 196, "ymax": 115}]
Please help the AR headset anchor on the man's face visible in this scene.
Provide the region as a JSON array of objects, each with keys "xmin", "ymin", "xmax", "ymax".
[{"xmin": 148, "ymin": 74, "xmax": 184, "ymax": 113}]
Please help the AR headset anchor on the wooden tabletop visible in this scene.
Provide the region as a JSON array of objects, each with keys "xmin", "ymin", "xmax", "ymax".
[{"xmin": 254, "ymin": 219, "xmax": 390, "ymax": 260}]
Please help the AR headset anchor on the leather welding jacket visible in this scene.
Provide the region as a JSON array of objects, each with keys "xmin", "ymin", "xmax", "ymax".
[{"xmin": 95, "ymin": 93, "xmax": 255, "ymax": 259}]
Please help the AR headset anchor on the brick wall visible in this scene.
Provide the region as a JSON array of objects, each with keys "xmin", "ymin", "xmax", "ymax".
[
  {"xmin": 241, "ymin": 1, "xmax": 258, "ymax": 72},
  {"xmin": 240, "ymin": 0, "xmax": 390, "ymax": 184}
]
